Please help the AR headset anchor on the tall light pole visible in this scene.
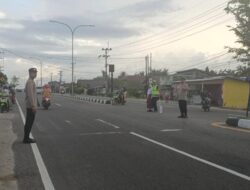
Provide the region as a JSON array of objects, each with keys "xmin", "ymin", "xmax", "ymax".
[
  {"xmin": 50, "ymin": 20, "xmax": 94, "ymax": 95},
  {"xmin": 29, "ymin": 57, "xmax": 43, "ymax": 87},
  {"xmin": 99, "ymin": 47, "xmax": 112, "ymax": 95}
]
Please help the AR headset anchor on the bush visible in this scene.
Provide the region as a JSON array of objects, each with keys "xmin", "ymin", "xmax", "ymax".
[
  {"xmin": 74, "ymin": 87, "xmax": 85, "ymax": 94},
  {"xmin": 128, "ymin": 89, "xmax": 145, "ymax": 98}
]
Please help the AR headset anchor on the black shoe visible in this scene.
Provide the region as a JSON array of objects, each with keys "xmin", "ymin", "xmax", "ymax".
[
  {"xmin": 178, "ymin": 115, "xmax": 184, "ymax": 118},
  {"xmin": 23, "ymin": 138, "xmax": 36, "ymax": 144}
]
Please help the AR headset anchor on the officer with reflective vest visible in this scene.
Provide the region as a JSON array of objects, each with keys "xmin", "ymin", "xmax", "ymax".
[{"xmin": 151, "ymin": 81, "xmax": 160, "ymax": 112}]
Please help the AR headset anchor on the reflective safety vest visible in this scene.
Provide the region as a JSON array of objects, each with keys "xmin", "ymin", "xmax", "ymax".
[{"xmin": 151, "ymin": 85, "xmax": 159, "ymax": 97}]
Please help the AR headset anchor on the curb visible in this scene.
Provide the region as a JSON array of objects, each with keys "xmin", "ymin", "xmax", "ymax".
[
  {"xmin": 226, "ymin": 116, "xmax": 250, "ymax": 130},
  {"xmin": 238, "ymin": 119, "xmax": 250, "ymax": 129}
]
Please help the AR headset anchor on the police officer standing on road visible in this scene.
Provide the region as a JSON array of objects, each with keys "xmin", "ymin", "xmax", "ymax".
[
  {"xmin": 23, "ymin": 68, "xmax": 38, "ymax": 144},
  {"xmin": 176, "ymin": 78, "xmax": 189, "ymax": 118},
  {"xmin": 151, "ymin": 80, "xmax": 160, "ymax": 112}
]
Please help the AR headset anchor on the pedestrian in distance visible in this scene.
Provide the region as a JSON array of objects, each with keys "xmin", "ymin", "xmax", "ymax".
[
  {"xmin": 23, "ymin": 68, "xmax": 38, "ymax": 144},
  {"xmin": 176, "ymin": 78, "xmax": 189, "ymax": 118}
]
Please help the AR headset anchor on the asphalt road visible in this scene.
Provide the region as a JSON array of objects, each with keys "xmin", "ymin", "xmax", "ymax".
[{"xmin": 14, "ymin": 93, "xmax": 250, "ymax": 190}]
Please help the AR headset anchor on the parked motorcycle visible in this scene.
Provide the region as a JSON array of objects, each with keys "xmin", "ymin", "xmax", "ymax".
[
  {"xmin": 0, "ymin": 94, "xmax": 10, "ymax": 113},
  {"xmin": 42, "ymin": 97, "xmax": 51, "ymax": 110}
]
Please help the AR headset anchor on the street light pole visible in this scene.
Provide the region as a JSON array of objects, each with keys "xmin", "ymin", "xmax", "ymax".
[
  {"xmin": 29, "ymin": 57, "xmax": 43, "ymax": 87},
  {"xmin": 50, "ymin": 20, "xmax": 94, "ymax": 95}
]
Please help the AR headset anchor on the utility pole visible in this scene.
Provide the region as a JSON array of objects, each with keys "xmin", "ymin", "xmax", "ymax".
[
  {"xmin": 145, "ymin": 55, "xmax": 150, "ymax": 87},
  {"xmin": 0, "ymin": 51, "xmax": 4, "ymax": 72},
  {"xmin": 50, "ymin": 73, "xmax": 53, "ymax": 92},
  {"xmin": 149, "ymin": 53, "xmax": 152, "ymax": 76},
  {"xmin": 59, "ymin": 71, "xmax": 63, "ymax": 93},
  {"xmin": 59, "ymin": 71, "xmax": 63, "ymax": 85},
  {"xmin": 100, "ymin": 47, "xmax": 112, "ymax": 95},
  {"xmin": 247, "ymin": 91, "xmax": 249, "ymax": 117},
  {"xmin": 109, "ymin": 64, "xmax": 114, "ymax": 97}
]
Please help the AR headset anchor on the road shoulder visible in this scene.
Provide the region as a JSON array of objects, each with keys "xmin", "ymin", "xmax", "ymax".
[{"xmin": 0, "ymin": 113, "xmax": 18, "ymax": 190}]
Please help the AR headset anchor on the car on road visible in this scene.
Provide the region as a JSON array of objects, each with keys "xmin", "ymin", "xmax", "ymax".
[{"xmin": 36, "ymin": 86, "xmax": 42, "ymax": 94}]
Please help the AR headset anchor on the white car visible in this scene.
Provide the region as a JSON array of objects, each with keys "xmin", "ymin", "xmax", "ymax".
[{"xmin": 36, "ymin": 86, "xmax": 42, "ymax": 94}]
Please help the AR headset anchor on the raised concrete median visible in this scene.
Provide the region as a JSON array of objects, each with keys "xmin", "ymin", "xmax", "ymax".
[
  {"xmin": 56, "ymin": 94, "xmax": 112, "ymax": 104},
  {"xmin": 226, "ymin": 116, "xmax": 250, "ymax": 130}
]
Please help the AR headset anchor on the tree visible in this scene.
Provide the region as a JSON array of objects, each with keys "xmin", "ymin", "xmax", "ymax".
[
  {"xmin": 205, "ymin": 66, "xmax": 209, "ymax": 73},
  {"xmin": 0, "ymin": 72, "xmax": 7, "ymax": 86},
  {"xmin": 235, "ymin": 65, "xmax": 250, "ymax": 76},
  {"xmin": 225, "ymin": 0, "xmax": 250, "ymax": 75},
  {"xmin": 218, "ymin": 69, "xmax": 236, "ymax": 76},
  {"xmin": 118, "ymin": 71, "xmax": 126, "ymax": 79},
  {"xmin": 134, "ymin": 71, "xmax": 145, "ymax": 77},
  {"xmin": 150, "ymin": 69, "xmax": 169, "ymax": 76},
  {"xmin": 205, "ymin": 66, "xmax": 217, "ymax": 75},
  {"xmin": 10, "ymin": 75, "xmax": 19, "ymax": 88}
]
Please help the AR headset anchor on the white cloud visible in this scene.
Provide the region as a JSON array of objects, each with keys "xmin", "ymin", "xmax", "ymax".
[
  {"xmin": 75, "ymin": 39, "xmax": 102, "ymax": 47},
  {"xmin": 41, "ymin": 50, "xmax": 72, "ymax": 55},
  {"xmin": 0, "ymin": 0, "xmax": 240, "ymax": 82},
  {"xmin": 34, "ymin": 35, "xmax": 69, "ymax": 46},
  {"xmin": 0, "ymin": 11, "xmax": 6, "ymax": 19},
  {"xmin": 0, "ymin": 20, "xmax": 25, "ymax": 30}
]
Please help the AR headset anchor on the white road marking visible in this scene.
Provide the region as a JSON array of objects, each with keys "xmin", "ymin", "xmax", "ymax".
[
  {"xmin": 79, "ymin": 132, "xmax": 122, "ymax": 136},
  {"xmin": 16, "ymin": 99, "xmax": 55, "ymax": 190},
  {"xmin": 65, "ymin": 120, "xmax": 72, "ymax": 125},
  {"xmin": 161, "ymin": 129, "xmax": 182, "ymax": 132},
  {"xmin": 130, "ymin": 132, "xmax": 250, "ymax": 182},
  {"xmin": 55, "ymin": 103, "xmax": 62, "ymax": 107},
  {"xmin": 96, "ymin": 119, "xmax": 120, "ymax": 129}
]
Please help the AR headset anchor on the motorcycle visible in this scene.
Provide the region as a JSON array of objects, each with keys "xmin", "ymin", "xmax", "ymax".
[
  {"xmin": 42, "ymin": 97, "xmax": 51, "ymax": 110},
  {"xmin": 10, "ymin": 93, "xmax": 16, "ymax": 104},
  {"xmin": 201, "ymin": 97, "xmax": 210, "ymax": 112},
  {"xmin": 112, "ymin": 93, "xmax": 126, "ymax": 105},
  {"xmin": 0, "ymin": 94, "xmax": 10, "ymax": 113}
]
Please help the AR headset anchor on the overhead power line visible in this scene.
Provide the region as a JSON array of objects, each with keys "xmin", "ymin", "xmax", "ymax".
[
  {"xmin": 113, "ymin": 1, "xmax": 227, "ymax": 49},
  {"xmin": 116, "ymin": 18, "xmax": 232, "ymax": 56},
  {"xmin": 114, "ymin": 12, "xmax": 227, "ymax": 53}
]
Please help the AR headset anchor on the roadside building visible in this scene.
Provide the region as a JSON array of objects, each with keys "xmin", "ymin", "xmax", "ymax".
[
  {"xmin": 173, "ymin": 68, "xmax": 214, "ymax": 81},
  {"xmin": 173, "ymin": 76, "xmax": 250, "ymax": 109},
  {"xmin": 159, "ymin": 69, "xmax": 215, "ymax": 100},
  {"xmin": 77, "ymin": 79, "xmax": 105, "ymax": 95}
]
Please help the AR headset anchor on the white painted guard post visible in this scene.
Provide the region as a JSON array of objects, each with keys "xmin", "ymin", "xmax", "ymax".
[{"xmin": 159, "ymin": 100, "xmax": 163, "ymax": 114}]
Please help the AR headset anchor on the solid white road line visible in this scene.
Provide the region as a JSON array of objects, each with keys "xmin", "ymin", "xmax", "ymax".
[
  {"xmin": 79, "ymin": 132, "xmax": 122, "ymax": 136},
  {"xmin": 55, "ymin": 103, "xmax": 62, "ymax": 107},
  {"xmin": 16, "ymin": 99, "xmax": 55, "ymax": 190},
  {"xmin": 65, "ymin": 120, "xmax": 72, "ymax": 125},
  {"xmin": 96, "ymin": 119, "xmax": 120, "ymax": 129},
  {"xmin": 161, "ymin": 129, "xmax": 182, "ymax": 132},
  {"xmin": 130, "ymin": 132, "xmax": 250, "ymax": 182}
]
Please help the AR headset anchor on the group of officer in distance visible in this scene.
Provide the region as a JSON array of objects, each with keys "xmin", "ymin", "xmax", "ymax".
[
  {"xmin": 23, "ymin": 67, "xmax": 189, "ymax": 144},
  {"xmin": 146, "ymin": 78, "xmax": 189, "ymax": 118}
]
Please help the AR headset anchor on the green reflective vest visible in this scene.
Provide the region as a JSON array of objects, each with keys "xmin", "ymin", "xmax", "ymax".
[{"xmin": 151, "ymin": 85, "xmax": 159, "ymax": 97}]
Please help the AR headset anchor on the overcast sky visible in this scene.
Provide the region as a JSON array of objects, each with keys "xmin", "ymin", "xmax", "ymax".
[{"xmin": 0, "ymin": 0, "xmax": 238, "ymax": 87}]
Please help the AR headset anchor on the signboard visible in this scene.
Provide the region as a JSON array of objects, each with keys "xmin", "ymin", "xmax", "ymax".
[
  {"xmin": 109, "ymin": 64, "xmax": 114, "ymax": 72},
  {"xmin": 248, "ymin": 94, "xmax": 250, "ymax": 111},
  {"xmin": 247, "ymin": 84, "xmax": 250, "ymax": 117},
  {"xmin": 246, "ymin": 77, "xmax": 250, "ymax": 82}
]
